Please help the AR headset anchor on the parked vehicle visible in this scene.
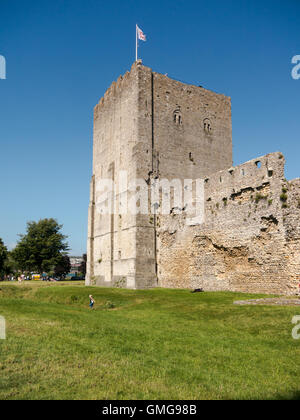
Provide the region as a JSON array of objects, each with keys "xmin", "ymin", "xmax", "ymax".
[{"xmin": 70, "ymin": 276, "xmax": 85, "ymax": 281}]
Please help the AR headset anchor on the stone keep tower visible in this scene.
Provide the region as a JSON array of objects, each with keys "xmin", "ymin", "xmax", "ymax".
[{"xmin": 86, "ymin": 61, "xmax": 232, "ymax": 289}]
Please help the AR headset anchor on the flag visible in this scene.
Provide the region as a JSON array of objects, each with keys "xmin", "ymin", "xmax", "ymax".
[{"xmin": 137, "ymin": 25, "xmax": 146, "ymax": 41}]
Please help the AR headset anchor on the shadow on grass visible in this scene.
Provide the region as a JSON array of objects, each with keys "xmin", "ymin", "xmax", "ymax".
[{"xmin": 275, "ymin": 391, "xmax": 300, "ymax": 400}]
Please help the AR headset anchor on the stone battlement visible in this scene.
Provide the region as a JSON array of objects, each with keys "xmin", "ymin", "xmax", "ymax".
[{"xmin": 94, "ymin": 64, "xmax": 137, "ymax": 118}]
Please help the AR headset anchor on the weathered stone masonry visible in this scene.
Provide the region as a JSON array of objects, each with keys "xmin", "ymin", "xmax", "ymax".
[
  {"xmin": 158, "ymin": 153, "xmax": 300, "ymax": 295},
  {"xmin": 86, "ymin": 61, "xmax": 300, "ymax": 294}
]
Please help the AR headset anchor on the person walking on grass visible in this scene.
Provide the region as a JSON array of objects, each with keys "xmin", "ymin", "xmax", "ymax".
[{"xmin": 89, "ymin": 295, "xmax": 95, "ymax": 309}]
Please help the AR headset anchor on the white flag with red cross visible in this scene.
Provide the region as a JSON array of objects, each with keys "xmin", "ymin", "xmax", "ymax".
[
  {"xmin": 136, "ymin": 25, "xmax": 146, "ymax": 41},
  {"xmin": 136, "ymin": 24, "xmax": 147, "ymax": 61}
]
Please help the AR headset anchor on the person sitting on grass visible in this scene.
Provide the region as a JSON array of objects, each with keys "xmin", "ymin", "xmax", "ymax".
[{"xmin": 89, "ymin": 295, "xmax": 95, "ymax": 309}]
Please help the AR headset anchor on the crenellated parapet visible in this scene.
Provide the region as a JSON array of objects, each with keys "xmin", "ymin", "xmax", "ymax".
[{"xmin": 204, "ymin": 152, "xmax": 285, "ymax": 205}]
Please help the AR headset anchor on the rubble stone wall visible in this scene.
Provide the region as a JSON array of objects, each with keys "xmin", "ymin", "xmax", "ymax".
[{"xmin": 157, "ymin": 152, "xmax": 300, "ymax": 295}]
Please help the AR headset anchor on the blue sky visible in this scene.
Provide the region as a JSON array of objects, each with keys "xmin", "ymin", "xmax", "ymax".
[{"xmin": 0, "ymin": 0, "xmax": 299, "ymax": 255}]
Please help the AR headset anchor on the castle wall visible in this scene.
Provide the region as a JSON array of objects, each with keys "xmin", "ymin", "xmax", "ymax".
[
  {"xmin": 86, "ymin": 62, "xmax": 159, "ymax": 288},
  {"xmin": 87, "ymin": 62, "xmax": 300, "ymax": 294},
  {"xmin": 87, "ymin": 62, "xmax": 233, "ymax": 289},
  {"xmin": 86, "ymin": 63, "xmax": 151, "ymax": 288},
  {"xmin": 157, "ymin": 152, "xmax": 300, "ymax": 295},
  {"xmin": 132, "ymin": 64, "xmax": 233, "ymax": 288},
  {"xmin": 152, "ymin": 72, "xmax": 232, "ymax": 180}
]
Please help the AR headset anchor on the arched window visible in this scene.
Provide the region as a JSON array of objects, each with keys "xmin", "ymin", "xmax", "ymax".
[
  {"xmin": 203, "ymin": 118, "xmax": 212, "ymax": 134},
  {"xmin": 173, "ymin": 107, "xmax": 182, "ymax": 126}
]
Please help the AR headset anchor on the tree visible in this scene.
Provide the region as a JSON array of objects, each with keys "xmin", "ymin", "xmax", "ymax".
[
  {"xmin": 0, "ymin": 238, "xmax": 8, "ymax": 279},
  {"xmin": 54, "ymin": 254, "xmax": 71, "ymax": 278},
  {"xmin": 3, "ymin": 252, "xmax": 15, "ymax": 277},
  {"xmin": 11, "ymin": 219, "xmax": 69, "ymax": 274},
  {"xmin": 79, "ymin": 253, "xmax": 87, "ymax": 276}
]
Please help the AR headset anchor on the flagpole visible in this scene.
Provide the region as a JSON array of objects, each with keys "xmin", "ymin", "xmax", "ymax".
[{"xmin": 135, "ymin": 24, "xmax": 138, "ymax": 61}]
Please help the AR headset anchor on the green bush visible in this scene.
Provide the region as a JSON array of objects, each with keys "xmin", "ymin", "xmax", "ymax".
[
  {"xmin": 255, "ymin": 193, "xmax": 267, "ymax": 204},
  {"xmin": 280, "ymin": 193, "xmax": 288, "ymax": 203}
]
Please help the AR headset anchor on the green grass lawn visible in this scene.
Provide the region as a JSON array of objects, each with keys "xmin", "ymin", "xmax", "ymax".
[{"xmin": 0, "ymin": 281, "xmax": 299, "ymax": 400}]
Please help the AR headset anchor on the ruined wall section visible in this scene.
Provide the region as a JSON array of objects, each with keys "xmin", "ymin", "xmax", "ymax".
[
  {"xmin": 283, "ymin": 178, "xmax": 300, "ymax": 241},
  {"xmin": 157, "ymin": 152, "xmax": 300, "ymax": 295},
  {"xmin": 282, "ymin": 178, "xmax": 300, "ymax": 289}
]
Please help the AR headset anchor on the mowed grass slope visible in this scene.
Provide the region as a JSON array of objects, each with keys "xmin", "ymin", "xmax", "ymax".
[{"xmin": 0, "ymin": 281, "xmax": 299, "ymax": 400}]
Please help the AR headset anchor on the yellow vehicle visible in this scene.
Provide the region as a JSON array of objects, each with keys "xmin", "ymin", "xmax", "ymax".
[{"xmin": 32, "ymin": 274, "xmax": 41, "ymax": 281}]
